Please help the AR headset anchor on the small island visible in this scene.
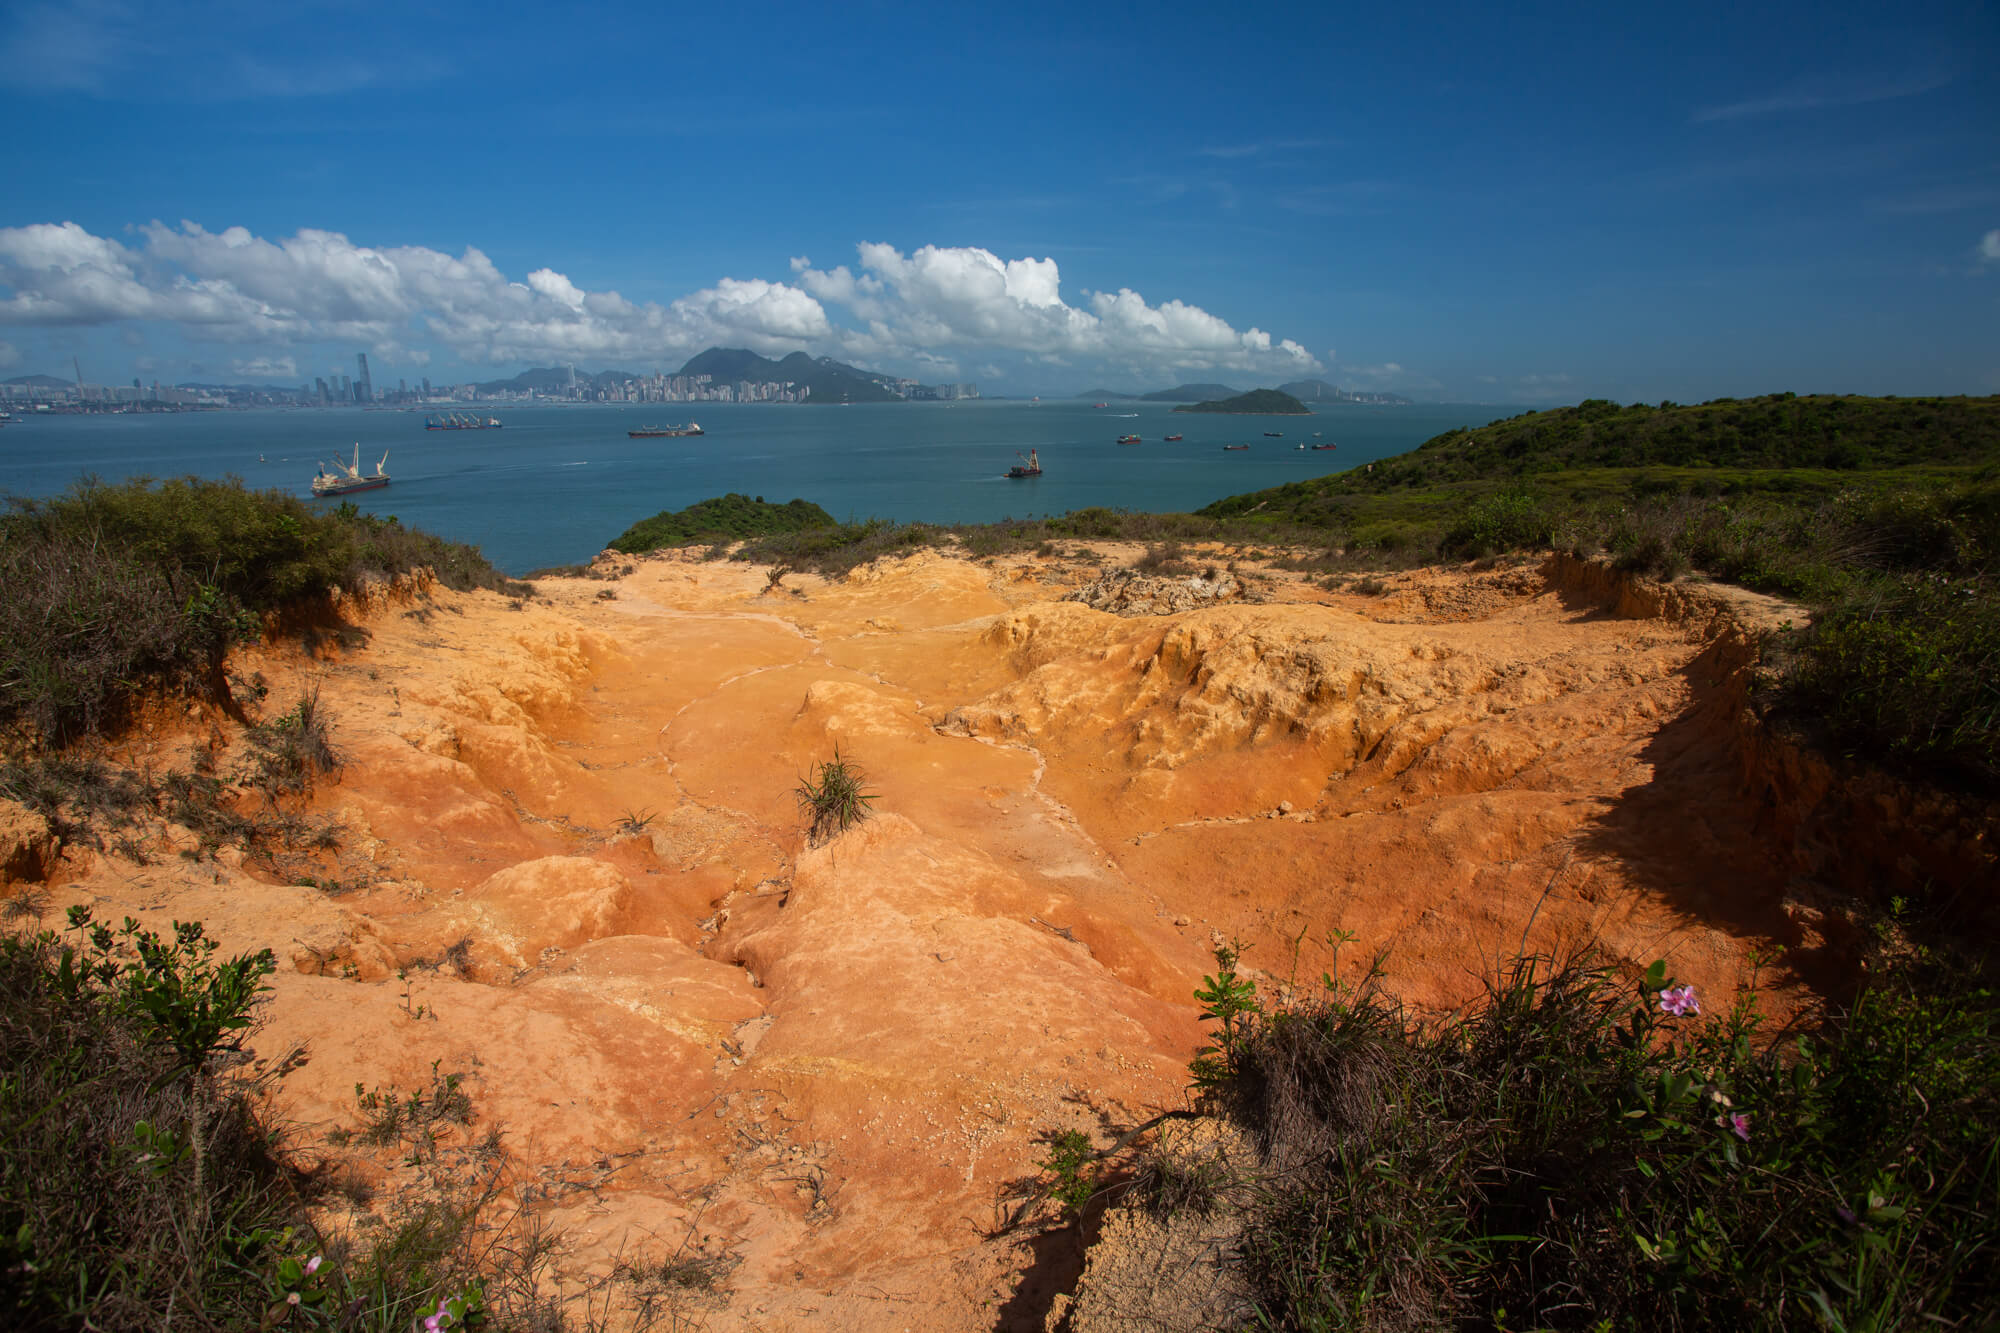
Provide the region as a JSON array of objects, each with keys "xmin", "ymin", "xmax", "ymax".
[{"xmin": 1172, "ymin": 388, "xmax": 1314, "ymax": 415}]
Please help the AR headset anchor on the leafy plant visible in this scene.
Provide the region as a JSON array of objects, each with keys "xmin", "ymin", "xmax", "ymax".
[
  {"xmin": 794, "ymin": 746, "xmax": 878, "ymax": 845},
  {"xmin": 1037, "ymin": 1129, "xmax": 1099, "ymax": 1217}
]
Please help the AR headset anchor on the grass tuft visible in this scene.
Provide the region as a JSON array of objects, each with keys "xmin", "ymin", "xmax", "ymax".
[{"xmin": 794, "ymin": 746, "xmax": 878, "ymax": 846}]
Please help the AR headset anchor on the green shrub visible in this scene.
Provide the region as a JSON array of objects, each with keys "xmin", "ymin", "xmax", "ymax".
[
  {"xmin": 1784, "ymin": 575, "xmax": 2000, "ymax": 782},
  {"xmin": 0, "ymin": 478, "xmax": 523, "ymax": 743},
  {"xmin": 1194, "ymin": 945, "xmax": 2000, "ymax": 1331},
  {"xmin": 1440, "ymin": 491, "xmax": 1552, "ymax": 556}
]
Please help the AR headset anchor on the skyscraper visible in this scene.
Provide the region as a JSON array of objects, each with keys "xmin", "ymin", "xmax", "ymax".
[{"xmin": 356, "ymin": 353, "xmax": 373, "ymax": 404}]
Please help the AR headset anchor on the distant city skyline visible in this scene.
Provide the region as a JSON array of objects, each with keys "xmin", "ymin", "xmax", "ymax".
[{"xmin": 1, "ymin": 0, "xmax": 1996, "ymax": 404}]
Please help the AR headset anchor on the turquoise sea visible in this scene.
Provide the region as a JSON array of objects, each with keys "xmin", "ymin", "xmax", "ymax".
[{"xmin": 0, "ymin": 400, "xmax": 1517, "ymax": 575}]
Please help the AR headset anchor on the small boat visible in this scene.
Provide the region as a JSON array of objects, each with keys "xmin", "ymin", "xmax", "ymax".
[
  {"xmin": 1263, "ymin": 431, "xmax": 1283, "ymax": 438},
  {"xmin": 1117, "ymin": 434, "xmax": 1142, "ymax": 444},
  {"xmin": 1311, "ymin": 442, "xmax": 1338, "ymax": 451},
  {"xmin": 1163, "ymin": 434, "xmax": 1183, "ymax": 441},
  {"xmin": 426, "ymin": 413, "xmax": 502, "ymax": 430},
  {"xmin": 1092, "ymin": 402, "xmax": 1107, "ymax": 408},
  {"xmin": 1222, "ymin": 444, "xmax": 1250, "ymax": 452},
  {"xmin": 312, "ymin": 443, "xmax": 390, "ymax": 497},
  {"xmin": 1006, "ymin": 449, "xmax": 1043, "ymax": 478},
  {"xmin": 629, "ymin": 422, "xmax": 705, "ymax": 438}
]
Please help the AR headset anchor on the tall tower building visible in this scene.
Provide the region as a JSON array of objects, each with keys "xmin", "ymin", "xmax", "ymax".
[{"xmin": 356, "ymin": 352, "xmax": 373, "ymax": 403}]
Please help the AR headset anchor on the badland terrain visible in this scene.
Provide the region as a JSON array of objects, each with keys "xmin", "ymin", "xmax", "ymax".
[{"xmin": 2, "ymin": 394, "xmax": 1995, "ymax": 1329}]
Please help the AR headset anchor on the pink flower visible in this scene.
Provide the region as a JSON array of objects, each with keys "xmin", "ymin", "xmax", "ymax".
[
  {"xmin": 305, "ymin": 1255, "xmax": 322, "ymax": 1276},
  {"xmin": 1657, "ymin": 984, "xmax": 1700, "ymax": 1017},
  {"xmin": 1728, "ymin": 1111, "xmax": 1750, "ymax": 1141},
  {"xmin": 287, "ymin": 1292, "xmax": 300, "ymax": 1306}
]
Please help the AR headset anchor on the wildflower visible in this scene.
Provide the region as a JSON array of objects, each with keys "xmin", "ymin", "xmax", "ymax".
[
  {"xmin": 287, "ymin": 1292, "xmax": 300, "ymax": 1307},
  {"xmin": 1836, "ymin": 1204, "xmax": 1858, "ymax": 1225},
  {"xmin": 305, "ymin": 1255, "xmax": 322, "ymax": 1276},
  {"xmin": 1657, "ymin": 983, "xmax": 1700, "ymax": 1017},
  {"xmin": 1728, "ymin": 1111, "xmax": 1750, "ymax": 1141}
]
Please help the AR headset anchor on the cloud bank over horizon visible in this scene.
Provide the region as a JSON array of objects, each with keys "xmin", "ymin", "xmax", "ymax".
[{"xmin": 0, "ymin": 220, "xmax": 1325, "ymax": 385}]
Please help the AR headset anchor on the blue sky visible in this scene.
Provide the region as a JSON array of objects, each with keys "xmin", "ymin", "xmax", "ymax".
[{"xmin": 2, "ymin": 0, "xmax": 1995, "ymax": 402}]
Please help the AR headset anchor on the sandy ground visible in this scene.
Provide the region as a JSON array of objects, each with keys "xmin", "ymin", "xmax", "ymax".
[{"xmin": 8, "ymin": 542, "xmax": 1826, "ymax": 1329}]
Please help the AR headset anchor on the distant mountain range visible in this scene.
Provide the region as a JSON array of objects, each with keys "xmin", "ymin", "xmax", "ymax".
[
  {"xmin": 678, "ymin": 348, "xmax": 903, "ymax": 403},
  {"xmin": 472, "ymin": 349, "xmax": 907, "ymax": 403},
  {"xmin": 1071, "ymin": 377, "xmax": 1411, "ymax": 405}
]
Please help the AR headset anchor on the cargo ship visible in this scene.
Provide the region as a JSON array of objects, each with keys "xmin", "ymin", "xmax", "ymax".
[
  {"xmin": 1163, "ymin": 434, "xmax": 1183, "ymax": 441},
  {"xmin": 1006, "ymin": 449, "xmax": 1042, "ymax": 478},
  {"xmin": 629, "ymin": 422, "xmax": 705, "ymax": 438},
  {"xmin": 1222, "ymin": 444, "xmax": 1249, "ymax": 452},
  {"xmin": 1116, "ymin": 434, "xmax": 1142, "ymax": 445},
  {"xmin": 311, "ymin": 444, "xmax": 390, "ymax": 497},
  {"xmin": 426, "ymin": 413, "xmax": 502, "ymax": 430}
]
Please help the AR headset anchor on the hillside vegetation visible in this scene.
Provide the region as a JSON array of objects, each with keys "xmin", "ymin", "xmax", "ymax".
[
  {"xmin": 0, "ymin": 477, "xmax": 528, "ymax": 743},
  {"xmin": 1217, "ymin": 393, "xmax": 1999, "ymax": 503}
]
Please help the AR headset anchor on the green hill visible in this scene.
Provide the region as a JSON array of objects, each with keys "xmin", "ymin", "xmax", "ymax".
[
  {"xmin": 1201, "ymin": 393, "xmax": 2000, "ymax": 523},
  {"xmin": 1174, "ymin": 388, "xmax": 1313, "ymax": 415},
  {"xmin": 608, "ymin": 493, "xmax": 838, "ymax": 554},
  {"xmin": 1361, "ymin": 394, "xmax": 1998, "ymax": 488}
]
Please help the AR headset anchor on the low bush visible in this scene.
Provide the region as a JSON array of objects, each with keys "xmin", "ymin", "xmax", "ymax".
[
  {"xmin": 1440, "ymin": 490, "xmax": 1551, "ymax": 556},
  {"xmin": 0, "ymin": 478, "xmax": 526, "ymax": 744},
  {"xmin": 0, "ymin": 909, "xmax": 671, "ymax": 1329},
  {"xmin": 1191, "ymin": 941, "xmax": 2000, "ymax": 1330}
]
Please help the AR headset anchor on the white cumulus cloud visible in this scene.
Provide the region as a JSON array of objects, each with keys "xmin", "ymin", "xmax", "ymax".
[
  {"xmin": 794, "ymin": 242, "xmax": 1321, "ymax": 377},
  {"xmin": 0, "ymin": 221, "xmax": 1326, "ymax": 381}
]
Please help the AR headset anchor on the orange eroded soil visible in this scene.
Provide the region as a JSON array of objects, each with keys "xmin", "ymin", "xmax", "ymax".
[{"xmin": 33, "ymin": 546, "xmax": 1813, "ymax": 1329}]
